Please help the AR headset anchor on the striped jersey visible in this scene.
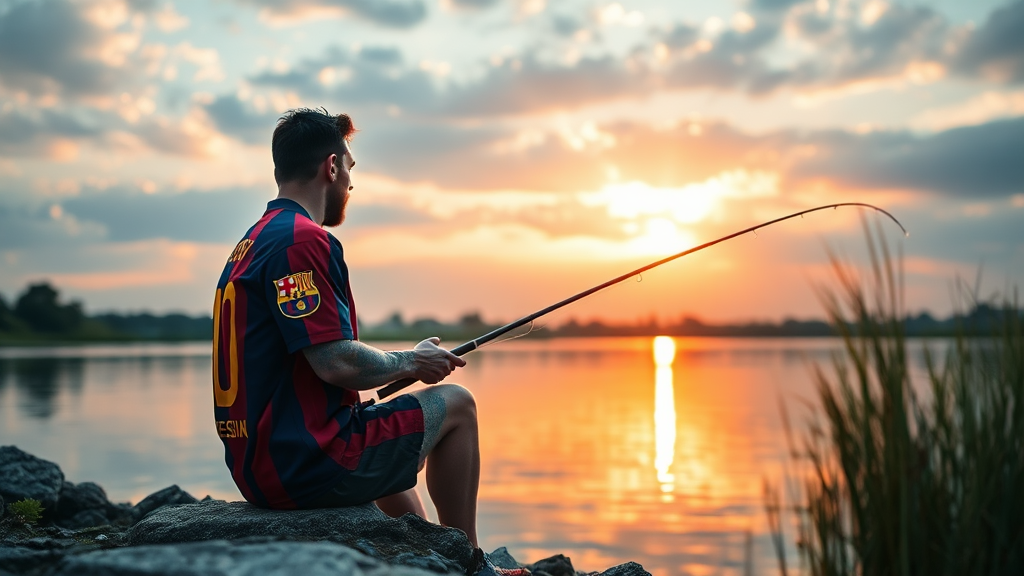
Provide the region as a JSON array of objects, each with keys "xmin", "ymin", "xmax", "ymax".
[{"xmin": 212, "ymin": 198, "xmax": 366, "ymax": 508}]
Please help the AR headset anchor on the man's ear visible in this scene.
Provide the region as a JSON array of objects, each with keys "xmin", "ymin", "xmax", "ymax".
[{"xmin": 324, "ymin": 153, "xmax": 338, "ymax": 182}]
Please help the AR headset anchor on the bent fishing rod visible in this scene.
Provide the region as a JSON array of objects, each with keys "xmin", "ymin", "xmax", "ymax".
[{"xmin": 375, "ymin": 202, "xmax": 906, "ymax": 400}]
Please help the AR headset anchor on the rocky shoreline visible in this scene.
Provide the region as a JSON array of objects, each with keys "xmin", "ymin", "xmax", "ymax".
[{"xmin": 0, "ymin": 446, "xmax": 648, "ymax": 576}]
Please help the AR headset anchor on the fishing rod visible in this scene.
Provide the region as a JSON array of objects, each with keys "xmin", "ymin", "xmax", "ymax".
[{"xmin": 375, "ymin": 202, "xmax": 906, "ymax": 400}]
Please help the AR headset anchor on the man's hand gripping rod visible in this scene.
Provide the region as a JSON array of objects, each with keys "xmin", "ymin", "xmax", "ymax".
[{"xmin": 374, "ymin": 203, "xmax": 907, "ymax": 401}]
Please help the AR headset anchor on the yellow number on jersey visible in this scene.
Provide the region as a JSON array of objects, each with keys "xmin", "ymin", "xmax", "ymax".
[{"xmin": 212, "ymin": 282, "xmax": 240, "ymax": 408}]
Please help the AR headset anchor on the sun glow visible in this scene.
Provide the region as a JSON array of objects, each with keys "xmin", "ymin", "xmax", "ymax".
[
  {"xmin": 629, "ymin": 218, "xmax": 697, "ymax": 256},
  {"xmin": 581, "ymin": 169, "xmax": 779, "ymax": 225}
]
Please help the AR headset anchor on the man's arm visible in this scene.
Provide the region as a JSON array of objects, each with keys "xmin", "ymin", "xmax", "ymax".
[{"xmin": 303, "ymin": 337, "xmax": 465, "ymax": 391}]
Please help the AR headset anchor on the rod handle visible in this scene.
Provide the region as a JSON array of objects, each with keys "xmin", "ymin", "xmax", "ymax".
[{"xmin": 377, "ymin": 377, "xmax": 416, "ymax": 400}]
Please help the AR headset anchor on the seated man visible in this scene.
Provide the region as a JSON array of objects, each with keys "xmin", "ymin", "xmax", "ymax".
[{"xmin": 212, "ymin": 108, "xmax": 479, "ymax": 546}]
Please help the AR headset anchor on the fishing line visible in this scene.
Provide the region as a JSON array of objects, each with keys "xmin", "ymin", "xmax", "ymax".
[
  {"xmin": 373, "ymin": 203, "xmax": 907, "ymax": 401},
  {"xmin": 478, "ymin": 320, "xmax": 536, "ymax": 348}
]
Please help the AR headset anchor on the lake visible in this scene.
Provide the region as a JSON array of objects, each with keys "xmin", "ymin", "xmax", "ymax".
[{"xmin": 0, "ymin": 337, "xmax": 939, "ymax": 575}]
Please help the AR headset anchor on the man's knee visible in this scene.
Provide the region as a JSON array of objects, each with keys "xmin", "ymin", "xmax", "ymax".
[{"xmin": 435, "ymin": 383, "xmax": 476, "ymax": 423}]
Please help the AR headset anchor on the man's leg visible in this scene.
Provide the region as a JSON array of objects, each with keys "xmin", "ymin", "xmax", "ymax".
[
  {"xmin": 376, "ymin": 488, "xmax": 426, "ymax": 519},
  {"xmin": 410, "ymin": 384, "xmax": 480, "ymax": 547}
]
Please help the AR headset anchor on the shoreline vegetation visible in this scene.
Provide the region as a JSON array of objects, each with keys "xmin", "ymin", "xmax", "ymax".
[
  {"xmin": 766, "ymin": 227, "xmax": 1023, "ymax": 574},
  {"xmin": 1, "ymin": 282, "xmax": 1018, "ymax": 346}
]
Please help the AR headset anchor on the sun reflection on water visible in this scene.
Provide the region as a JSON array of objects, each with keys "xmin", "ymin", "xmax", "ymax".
[{"xmin": 653, "ymin": 336, "xmax": 677, "ymax": 499}]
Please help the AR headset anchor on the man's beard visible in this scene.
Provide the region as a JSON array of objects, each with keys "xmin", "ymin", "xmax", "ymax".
[{"xmin": 323, "ymin": 186, "xmax": 348, "ymax": 227}]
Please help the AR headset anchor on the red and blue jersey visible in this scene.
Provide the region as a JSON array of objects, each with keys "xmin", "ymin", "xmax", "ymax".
[{"xmin": 212, "ymin": 198, "xmax": 412, "ymax": 509}]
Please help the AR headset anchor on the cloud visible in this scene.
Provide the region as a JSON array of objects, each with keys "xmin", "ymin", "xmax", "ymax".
[
  {"xmin": 366, "ymin": 114, "xmax": 1024, "ymax": 202},
  {"xmin": 650, "ymin": 3, "xmax": 952, "ymax": 95},
  {"xmin": 59, "ymin": 186, "xmax": 270, "ymax": 243},
  {"xmin": 248, "ymin": 45, "xmax": 440, "ymax": 111},
  {"xmin": 656, "ymin": 21, "xmax": 782, "ymax": 93},
  {"xmin": 911, "ymin": 90, "xmax": 1024, "ymax": 131},
  {"xmin": 0, "ymin": 183, "xmax": 271, "ymax": 251},
  {"xmin": 0, "ymin": 106, "xmax": 224, "ymax": 160},
  {"xmin": 202, "ymin": 95, "xmax": 280, "ymax": 145},
  {"xmin": 449, "ymin": 0, "xmax": 500, "ymax": 8},
  {"xmin": 0, "ymin": 0, "xmax": 153, "ymax": 100},
  {"xmin": 200, "ymin": 69, "xmax": 1024, "ymax": 200},
  {"xmin": 153, "ymin": 3, "xmax": 189, "ymax": 32},
  {"xmin": 0, "ymin": 198, "xmax": 107, "ymax": 249},
  {"xmin": 954, "ymin": 0, "xmax": 1024, "ymax": 83},
  {"xmin": 749, "ymin": 0, "xmax": 806, "ymax": 12},
  {"xmin": 249, "ymin": 45, "xmax": 650, "ymax": 118},
  {"xmin": 789, "ymin": 117, "xmax": 1024, "ymax": 198},
  {"xmin": 0, "ymin": 109, "xmax": 103, "ymax": 155},
  {"xmin": 236, "ymin": 1, "xmax": 989, "ymax": 120},
  {"xmin": 238, "ymin": 0, "xmax": 427, "ymax": 28},
  {"xmin": 443, "ymin": 55, "xmax": 643, "ymax": 116}
]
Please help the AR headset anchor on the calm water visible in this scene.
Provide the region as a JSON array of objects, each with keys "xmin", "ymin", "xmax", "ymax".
[{"xmin": 0, "ymin": 337, "xmax": 937, "ymax": 575}]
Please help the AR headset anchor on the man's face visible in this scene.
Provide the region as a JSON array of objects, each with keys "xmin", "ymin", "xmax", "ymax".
[{"xmin": 323, "ymin": 148, "xmax": 354, "ymax": 227}]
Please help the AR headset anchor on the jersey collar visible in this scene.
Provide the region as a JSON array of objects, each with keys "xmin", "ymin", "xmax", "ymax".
[{"xmin": 266, "ymin": 198, "xmax": 314, "ymax": 222}]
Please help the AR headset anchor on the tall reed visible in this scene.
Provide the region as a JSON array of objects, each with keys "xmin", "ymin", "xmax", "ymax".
[{"xmin": 769, "ymin": 222, "xmax": 1024, "ymax": 575}]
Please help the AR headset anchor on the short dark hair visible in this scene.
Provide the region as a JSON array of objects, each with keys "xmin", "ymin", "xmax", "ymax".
[{"xmin": 271, "ymin": 108, "xmax": 356, "ymax": 184}]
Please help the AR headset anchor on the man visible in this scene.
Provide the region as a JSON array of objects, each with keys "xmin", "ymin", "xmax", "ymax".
[{"xmin": 212, "ymin": 108, "xmax": 480, "ymax": 546}]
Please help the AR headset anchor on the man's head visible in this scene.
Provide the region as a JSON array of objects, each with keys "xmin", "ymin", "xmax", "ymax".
[{"xmin": 272, "ymin": 108, "xmax": 356, "ymax": 227}]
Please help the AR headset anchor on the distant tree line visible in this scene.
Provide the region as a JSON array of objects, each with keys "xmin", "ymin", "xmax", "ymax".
[
  {"xmin": 0, "ymin": 282, "xmax": 211, "ymax": 343},
  {"xmin": 1, "ymin": 282, "xmax": 1017, "ymax": 345},
  {"xmin": 358, "ymin": 305, "xmax": 1019, "ymax": 341}
]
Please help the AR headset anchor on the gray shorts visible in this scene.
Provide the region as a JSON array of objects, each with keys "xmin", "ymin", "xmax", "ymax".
[{"xmin": 414, "ymin": 388, "xmax": 447, "ymax": 468}]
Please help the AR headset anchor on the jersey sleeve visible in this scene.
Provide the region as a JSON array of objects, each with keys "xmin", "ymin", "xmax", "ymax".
[{"xmin": 264, "ymin": 237, "xmax": 356, "ymax": 353}]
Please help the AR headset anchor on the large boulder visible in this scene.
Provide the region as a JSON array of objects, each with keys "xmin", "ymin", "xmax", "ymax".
[
  {"xmin": 0, "ymin": 446, "xmax": 65, "ymax": 517},
  {"xmin": 50, "ymin": 539, "xmax": 443, "ymax": 576},
  {"xmin": 125, "ymin": 500, "xmax": 477, "ymax": 574}
]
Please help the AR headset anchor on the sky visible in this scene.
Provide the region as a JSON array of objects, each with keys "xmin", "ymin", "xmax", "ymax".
[{"xmin": 0, "ymin": 0, "xmax": 1022, "ymax": 325}]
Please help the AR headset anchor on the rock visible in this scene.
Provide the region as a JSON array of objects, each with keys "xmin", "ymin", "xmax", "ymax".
[
  {"xmin": 50, "ymin": 539, "xmax": 445, "ymax": 576},
  {"xmin": 57, "ymin": 481, "xmax": 109, "ymax": 516},
  {"xmin": 0, "ymin": 448, "xmax": 652, "ymax": 576},
  {"xmin": 487, "ymin": 547, "xmax": 520, "ymax": 570},
  {"xmin": 131, "ymin": 485, "xmax": 198, "ymax": 520},
  {"xmin": 18, "ymin": 535, "xmax": 77, "ymax": 550},
  {"xmin": 0, "ymin": 445, "xmax": 65, "ymax": 517},
  {"xmin": 38, "ymin": 525, "xmax": 79, "ymax": 539},
  {"xmin": 0, "ymin": 545, "xmax": 68, "ymax": 575},
  {"xmin": 125, "ymin": 500, "xmax": 476, "ymax": 574},
  {"xmin": 532, "ymin": 554, "xmax": 574, "ymax": 576},
  {"xmin": 597, "ymin": 562, "xmax": 651, "ymax": 576},
  {"xmin": 62, "ymin": 508, "xmax": 110, "ymax": 530},
  {"xmin": 527, "ymin": 554, "xmax": 575, "ymax": 576},
  {"xmin": 55, "ymin": 481, "xmax": 120, "ymax": 529}
]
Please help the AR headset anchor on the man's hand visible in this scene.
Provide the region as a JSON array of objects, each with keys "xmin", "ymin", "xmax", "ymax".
[{"xmin": 412, "ymin": 337, "xmax": 467, "ymax": 384}]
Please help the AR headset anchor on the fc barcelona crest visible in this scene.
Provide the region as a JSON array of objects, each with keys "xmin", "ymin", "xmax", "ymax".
[{"xmin": 274, "ymin": 271, "xmax": 321, "ymax": 319}]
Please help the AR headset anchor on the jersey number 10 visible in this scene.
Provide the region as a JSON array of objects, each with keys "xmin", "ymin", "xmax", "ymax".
[{"xmin": 212, "ymin": 282, "xmax": 239, "ymax": 408}]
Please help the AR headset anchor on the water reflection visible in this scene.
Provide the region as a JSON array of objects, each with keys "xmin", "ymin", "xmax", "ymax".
[
  {"xmin": 1, "ymin": 338, "xmax": 943, "ymax": 575},
  {"xmin": 653, "ymin": 336, "xmax": 676, "ymax": 497},
  {"xmin": 0, "ymin": 357, "xmax": 85, "ymax": 419}
]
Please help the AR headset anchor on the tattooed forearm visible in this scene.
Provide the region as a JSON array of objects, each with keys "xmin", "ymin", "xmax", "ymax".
[{"xmin": 303, "ymin": 340, "xmax": 414, "ymax": 390}]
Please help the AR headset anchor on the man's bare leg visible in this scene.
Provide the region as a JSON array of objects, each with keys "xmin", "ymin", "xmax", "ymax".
[
  {"xmin": 376, "ymin": 488, "xmax": 426, "ymax": 519},
  {"xmin": 411, "ymin": 384, "xmax": 480, "ymax": 547}
]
